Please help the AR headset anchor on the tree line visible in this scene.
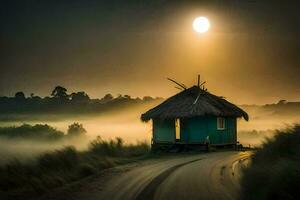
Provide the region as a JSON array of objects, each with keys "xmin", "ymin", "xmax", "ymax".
[
  {"xmin": 0, "ymin": 123, "xmax": 86, "ymax": 141},
  {"xmin": 0, "ymin": 86, "xmax": 163, "ymax": 114}
]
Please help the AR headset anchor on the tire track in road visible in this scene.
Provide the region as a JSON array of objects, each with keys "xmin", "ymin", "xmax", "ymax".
[
  {"xmin": 135, "ymin": 158, "xmax": 204, "ymax": 200},
  {"xmin": 208, "ymin": 153, "xmax": 251, "ymax": 200},
  {"xmin": 153, "ymin": 151, "xmax": 251, "ymax": 200}
]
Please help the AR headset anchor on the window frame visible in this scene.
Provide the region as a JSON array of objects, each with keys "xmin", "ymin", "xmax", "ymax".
[{"xmin": 217, "ymin": 117, "xmax": 226, "ymax": 130}]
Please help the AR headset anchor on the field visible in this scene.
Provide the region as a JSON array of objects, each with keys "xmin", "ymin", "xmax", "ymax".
[
  {"xmin": 0, "ymin": 100, "xmax": 299, "ymax": 199},
  {"xmin": 0, "ymin": 137, "xmax": 150, "ymax": 200}
]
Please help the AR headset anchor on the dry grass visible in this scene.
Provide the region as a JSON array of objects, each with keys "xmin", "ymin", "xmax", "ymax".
[
  {"xmin": 0, "ymin": 137, "xmax": 150, "ymax": 199},
  {"xmin": 240, "ymin": 125, "xmax": 300, "ymax": 200}
]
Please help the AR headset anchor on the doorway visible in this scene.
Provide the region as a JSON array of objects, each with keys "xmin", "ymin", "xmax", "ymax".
[{"xmin": 175, "ymin": 118, "xmax": 180, "ymax": 142}]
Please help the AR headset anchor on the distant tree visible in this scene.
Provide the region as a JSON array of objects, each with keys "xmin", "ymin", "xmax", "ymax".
[
  {"xmin": 101, "ymin": 94, "xmax": 114, "ymax": 102},
  {"xmin": 0, "ymin": 124, "xmax": 64, "ymax": 140},
  {"xmin": 67, "ymin": 123, "xmax": 86, "ymax": 137},
  {"xmin": 43, "ymin": 96, "xmax": 51, "ymax": 100},
  {"xmin": 51, "ymin": 86, "xmax": 69, "ymax": 99},
  {"xmin": 143, "ymin": 96, "xmax": 154, "ymax": 101},
  {"xmin": 70, "ymin": 92, "xmax": 90, "ymax": 103},
  {"xmin": 30, "ymin": 96, "xmax": 42, "ymax": 101},
  {"xmin": 116, "ymin": 94, "xmax": 123, "ymax": 99},
  {"xmin": 155, "ymin": 97, "xmax": 164, "ymax": 100},
  {"xmin": 15, "ymin": 92, "xmax": 25, "ymax": 100},
  {"xmin": 123, "ymin": 95, "xmax": 131, "ymax": 99},
  {"xmin": 277, "ymin": 100, "xmax": 287, "ymax": 105},
  {"xmin": 28, "ymin": 93, "xmax": 41, "ymax": 100}
]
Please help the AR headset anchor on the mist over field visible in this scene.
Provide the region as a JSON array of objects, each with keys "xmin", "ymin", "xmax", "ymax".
[
  {"xmin": 0, "ymin": 101, "xmax": 155, "ymax": 164},
  {"xmin": 0, "ymin": 99, "xmax": 299, "ymax": 164},
  {"xmin": 238, "ymin": 102, "xmax": 300, "ymax": 145}
]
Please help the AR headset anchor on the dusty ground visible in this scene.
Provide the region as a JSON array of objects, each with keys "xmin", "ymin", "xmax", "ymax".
[{"xmin": 36, "ymin": 151, "xmax": 250, "ymax": 200}]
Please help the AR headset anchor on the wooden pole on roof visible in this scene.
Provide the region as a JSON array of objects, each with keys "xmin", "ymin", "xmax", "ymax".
[
  {"xmin": 197, "ymin": 75, "xmax": 200, "ymax": 87},
  {"xmin": 167, "ymin": 78, "xmax": 187, "ymax": 90},
  {"xmin": 175, "ymin": 86, "xmax": 183, "ymax": 90}
]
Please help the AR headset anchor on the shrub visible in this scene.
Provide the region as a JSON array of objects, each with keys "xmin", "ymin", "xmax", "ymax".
[
  {"xmin": 0, "ymin": 123, "xmax": 89, "ymax": 141},
  {"xmin": 88, "ymin": 136, "xmax": 150, "ymax": 157},
  {"xmin": 0, "ymin": 136, "xmax": 149, "ymax": 197},
  {"xmin": 37, "ymin": 146, "xmax": 78, "ymax": 171},
  {"xmin": 0, "ymin": 124, "xmax": 64, "ymax": 141},
  {"xmin": 241, "ymin": 125, "xmax": 300, "ymax": 200},
  {"xmin": 67, "ymin": 123, "xmax": 87, "ymax": 137},
  {"xmin": 88, "ymin": 136, "xmax": 123, "ymax": 156},
  {"xmin": 78, "ymin": 164, "xmax": 97, "ymax": 177},
  {"xmin": 124, "ymin": 141, "xmax": 150, "ymax": 157}
]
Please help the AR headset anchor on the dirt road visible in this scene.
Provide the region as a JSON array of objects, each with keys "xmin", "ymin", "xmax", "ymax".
[{"xmin": 39, "ymin": 151, "xmax": 250, "ymax": 200}]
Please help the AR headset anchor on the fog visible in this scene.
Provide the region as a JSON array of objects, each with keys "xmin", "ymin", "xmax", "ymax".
[
  {"xmin": 0, "ymin": 102, "xmax": 154, "ymax": 143},
  {"xmin": 0, "ymin": 103, "xmax": 154, "ymax": 164},
  {"xmin": 0, "ymin": 136, "xmax": 90, "ymax": 164},
  {"xmin": 0, "ymin": 102, "xmax": 299, "ymax": 164},
  {"xmin": 238, "ymin": 105, "xmax": 300, "ymax": 146}
]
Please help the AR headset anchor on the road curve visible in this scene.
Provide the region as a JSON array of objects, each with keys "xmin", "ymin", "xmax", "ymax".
[{"xmin": 97, "ymin": 151, "xmax": 250, "ymax": 200}]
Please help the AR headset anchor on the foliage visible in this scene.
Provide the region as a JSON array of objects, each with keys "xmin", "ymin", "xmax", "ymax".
[
  {"xmin": 37, "ymin": 146, "xmax": 79, "ymax": 171},
  {"xmin": 89, "ymin": 136, "xmax": 150, "ymax": 157},
  {"xmin": 67, "ymin": 123, "xmax": 87, "ymax": 137},
  {"xmin": 14, "ymin": 92, "xmax": 25, "ymax": 100},
  {"xmin": 0, "ymin": 123, "xmax": 88, "ymax": 141},
  {"xmin": 101, "ymin": 93, "xmax": 114, "ymax": 102},
  {"xmin": 51, "ymin": 86, "xmax": 68, "ymax": 99},
  {"xmin": 0, "ymin": 124, "xmax": 64, "ymax": 141},
  {"xmin": 241, "ymin": 125, "xmax": 300, "ymax": 200},
  {"xmin": 0, "ymin": 138, "xmax": 150, "ymax": 198},
  {"xmin": 70, "ymin": 91, "xmax": 90, "ymax": 102},
  {"xmin": 0, "ymin": 86, "xmax": 162, "ymax": 116}
]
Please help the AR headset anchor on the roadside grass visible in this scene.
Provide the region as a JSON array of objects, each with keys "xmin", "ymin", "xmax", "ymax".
[
  {"xmin": 0, "ymin": 137, "xmax": 150, "ymax": 199},
  {"xmin": 240, "ymin": 125, "xmax": 300, "ymax": 200}
]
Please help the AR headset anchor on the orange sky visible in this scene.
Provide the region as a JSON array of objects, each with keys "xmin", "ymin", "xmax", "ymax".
[{"xmin": 1, "ymin": 1, "xmax": 300, "ymax": 104}]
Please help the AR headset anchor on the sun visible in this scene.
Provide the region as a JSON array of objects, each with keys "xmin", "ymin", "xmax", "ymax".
[{"xmin": 193, "ymin": 17, "xmax": 210, "ymax": 33}]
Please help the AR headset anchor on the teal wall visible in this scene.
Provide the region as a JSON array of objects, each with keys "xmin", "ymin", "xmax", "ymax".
[
  {"xmin": 152, "ymin": 117, "xmax": 237, "ymax": 145},
  {"xmin": 153, "ymin": 119, "xmax": 175, "ymax": 143},
  {"xmin": 184, "ymin": 117, "xmax": 237, "ymax": 144}
]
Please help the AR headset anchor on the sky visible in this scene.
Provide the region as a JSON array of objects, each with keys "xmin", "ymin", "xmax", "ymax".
[{"xmin": 1, "ymin": 0, "xmax": 300, "ymax": 104}]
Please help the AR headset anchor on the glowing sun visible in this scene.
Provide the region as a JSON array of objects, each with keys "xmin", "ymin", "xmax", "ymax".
[{"xmin": 193, "ymin": 17, "xmax": 210, "ymax": 33}]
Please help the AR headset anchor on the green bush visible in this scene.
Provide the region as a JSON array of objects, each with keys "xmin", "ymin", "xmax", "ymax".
[
  {"xmin": 78, "ymin": 164, "xmax": 97, "ymax": 177},
  {"xmin": 0, "ymin": 123, "xmax": 89, "ymax": 141},
  {"xmin": 0, "ymin": 124, "xmax": 64, "ymax": 141},
  {"xmin": 67, "ymin": 123, "xmax": 87, "ymax": 137},
  {"xmin": 241, "ymin": 125, "xmax": 300, "ymax": 200}
]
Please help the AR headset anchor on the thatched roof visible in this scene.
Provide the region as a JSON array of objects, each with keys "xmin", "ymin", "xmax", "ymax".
[{"xmin": 141, "ymin": 86, "xmax": 249, "ymax": 122}]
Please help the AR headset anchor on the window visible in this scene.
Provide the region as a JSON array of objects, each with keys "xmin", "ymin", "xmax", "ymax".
[
  {"xmin": 217, "ymin": 117, "xmax": 225, "ymax": 130},
  {"xmin": 175, "ymin": 118, "xmax": 180, "ymax": 140}
]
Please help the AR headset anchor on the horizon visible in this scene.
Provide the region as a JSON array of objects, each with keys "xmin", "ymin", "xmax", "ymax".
[
  {"xmin": 1, "ymin": 84, "xmax": 298, "ymax": 106},
  {"xmin": 1, "ymin": 1, "xmax": 300, "ymax": 104}
]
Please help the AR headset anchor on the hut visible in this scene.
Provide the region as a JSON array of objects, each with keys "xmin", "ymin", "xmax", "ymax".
[{"xmin": 141, "ymin": 81, "xmax": 248, "ymax": 148}]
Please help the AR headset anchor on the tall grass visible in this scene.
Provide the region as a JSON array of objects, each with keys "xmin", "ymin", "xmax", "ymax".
[
  {"xmin": 0, "ymin": 137, "xmax": 150, "ymax": 199},
  {"xmin": 89, "ymin": 136, "xmax": 150, "ymax": 157},
  {"xmin": 240, "ymin": 125, "xmax": 300, "ymax": 200}
]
